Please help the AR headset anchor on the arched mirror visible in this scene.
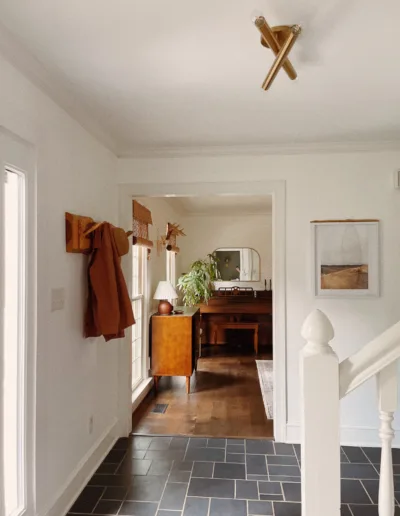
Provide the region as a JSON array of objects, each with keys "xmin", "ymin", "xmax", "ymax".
[{"xmin": 214, "ymin": 248, "xmax": 261, "ymax": 282}]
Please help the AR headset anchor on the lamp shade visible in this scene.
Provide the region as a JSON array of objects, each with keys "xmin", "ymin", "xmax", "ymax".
[{"xmin": 153, "ymin": 281, "xmax": 178, "ymax": 300}]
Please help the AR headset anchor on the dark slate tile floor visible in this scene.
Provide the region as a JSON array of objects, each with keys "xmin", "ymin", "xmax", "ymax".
[{"xmin": 66, "ymin": 435, "xmax": 400, "ymax": 515}]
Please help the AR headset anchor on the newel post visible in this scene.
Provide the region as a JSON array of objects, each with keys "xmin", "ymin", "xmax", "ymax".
[
  {"xmin": 377, "ymin": 361, "xmax": 397, "ymax": 516},
  {"xmin": 300, "ymin": 310, "xmax": 341, "ymax": 516}
]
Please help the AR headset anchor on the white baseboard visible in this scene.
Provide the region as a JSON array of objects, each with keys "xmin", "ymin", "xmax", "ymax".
[
  {"xmin": 132, "ymin": 378, "xmax": 153, "ymax": 414},
  {"xmin": 286, "ymin": 423, "xmax": 400, "ymax": 448},
  {"xmin": 38, "ymin": 417, "xmax": 119, "ymax": 516}
]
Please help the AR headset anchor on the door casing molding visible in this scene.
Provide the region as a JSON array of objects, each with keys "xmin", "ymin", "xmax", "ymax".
[
  {"xmin": 118, "ymin": 180, "xmax": 287, "ymax": 442},
  {"xmin": 0, "ymin": 127, "xmax": 37, "ymax": 516}
]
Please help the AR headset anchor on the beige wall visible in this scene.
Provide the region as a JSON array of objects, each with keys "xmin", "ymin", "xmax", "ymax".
[
  {"xmin": 0, "ymin": 53, "xmax": 119, "ymax": 516},
  {"xmin": 180, "ymin": 213, "xmax": 272, "ymax": 290}
]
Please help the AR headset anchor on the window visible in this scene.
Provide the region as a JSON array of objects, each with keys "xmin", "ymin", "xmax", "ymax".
[
  {"xmin": 166, "ymin": 250, "xmax": 176, "ymax": 287},
  {"xmin": 166, "ymin": 251, "xmax": 176, "ymax": 305},
  {"xmin": 131, "ymin": 246, "xmax": 148, "ymax": 393},
  {"xmin": 2, "ymin": 168, "xmax": 26, "ymax": 516}
]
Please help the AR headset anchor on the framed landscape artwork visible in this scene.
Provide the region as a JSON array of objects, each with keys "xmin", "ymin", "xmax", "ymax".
[{"xmin": 311, "ymin": 220, "xmax": 380, "ymax": 298}]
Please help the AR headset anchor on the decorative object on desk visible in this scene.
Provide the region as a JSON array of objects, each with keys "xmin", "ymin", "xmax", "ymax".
[
  {"xmin": 154, "ymin": 281, "xmax": 178, "ymax": 315},
  {"xmin": 165, "ymin": 222, "xmax": 185, "ymax": 253},
  {"xmin": 177, "ymin": 253, "xmax": 220, "ymax": 307},
  {"xmin": 311, "ymin": 220, "xmax": 380, "ymax": 298},
  {"xmin": 217, "ymin": 286, "xmax": 254, "ymax": 296},
  {"xmin": 132, "ymin": 200, "xmax": 153, "ymax": 248}
]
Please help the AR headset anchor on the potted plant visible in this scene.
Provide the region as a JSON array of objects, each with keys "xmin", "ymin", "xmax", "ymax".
[{"xmin": 177, "ymin": 253, "xmax": 220, "ymax": 307}]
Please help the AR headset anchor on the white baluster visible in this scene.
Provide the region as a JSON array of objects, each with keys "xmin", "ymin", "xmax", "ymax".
[
  {"xmin": 377, "ymin": 361, "xmax": 397, "ymax": 516},
  {"xmin": 301, "ymin": 309, "xmax": 340, "ymax": 516}
]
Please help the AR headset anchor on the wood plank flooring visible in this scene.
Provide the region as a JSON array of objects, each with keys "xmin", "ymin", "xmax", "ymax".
[{"xmin": 132, "ymin": 347, "xmax": 273, "ymax": 439}]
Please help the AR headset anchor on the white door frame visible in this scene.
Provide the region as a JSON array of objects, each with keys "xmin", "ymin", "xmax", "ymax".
[
  {"xmin": 118, "ymin": 180, "xmax": 287, "ymax": 442},
  {"xmin": 0, "ymin": 127, "xmax": 36, "ymax": 516}
]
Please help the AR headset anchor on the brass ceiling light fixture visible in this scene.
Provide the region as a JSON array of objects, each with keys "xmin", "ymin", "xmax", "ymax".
[{"xmin": 254, "ymin": 16, "xmax": 302, "ymax": 90}]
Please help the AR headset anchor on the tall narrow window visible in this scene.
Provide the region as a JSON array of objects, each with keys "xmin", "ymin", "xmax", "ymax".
[
  {"xmin": 3, "ymin": 168, "xmax": 26, "ymax": 516},
  {"xmin": 166, "ymin": 251, "xmax": 176, "ymax": 288},
  {"xmin": 131, "ymin": 246, "xmax": 148, "ymax": 392}
]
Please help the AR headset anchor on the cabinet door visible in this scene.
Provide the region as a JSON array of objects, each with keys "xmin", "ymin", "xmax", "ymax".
[{"xmin": 152, "ymin": 316, "xmax": 193, "ymax": 376}]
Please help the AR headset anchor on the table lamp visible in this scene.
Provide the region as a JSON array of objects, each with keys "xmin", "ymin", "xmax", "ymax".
[{"xmin": 153, "ymin": 281, "xmax": 178, "ymax": 315}]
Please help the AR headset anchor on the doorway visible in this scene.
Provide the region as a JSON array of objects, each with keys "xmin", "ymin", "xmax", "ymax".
[{"xmin": 119, "ymin": 180, "xmax": 286, "ymax": 442}]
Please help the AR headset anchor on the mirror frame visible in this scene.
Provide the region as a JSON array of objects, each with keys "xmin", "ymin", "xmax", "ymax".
[{"xmin": 213, "ymin": 247, "xmax": 261, "ymax": 283}]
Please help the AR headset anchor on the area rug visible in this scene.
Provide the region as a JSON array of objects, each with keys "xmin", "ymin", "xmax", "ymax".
[{"xmin": 256, "ymin": 360, "xmax": 274, "ymax": 419}]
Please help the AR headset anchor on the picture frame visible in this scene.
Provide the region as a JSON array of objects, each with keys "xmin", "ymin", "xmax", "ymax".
[{"xmin": 311, "ymin": 219, "xmax": 380, "ymax": 298}]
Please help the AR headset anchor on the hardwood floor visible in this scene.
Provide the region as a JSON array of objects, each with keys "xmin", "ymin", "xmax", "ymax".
[{"xmin": 132, "ymin": 346, "xmax": 273, "ymax": 439}]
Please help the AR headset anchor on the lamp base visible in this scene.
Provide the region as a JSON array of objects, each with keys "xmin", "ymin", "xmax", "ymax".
[{"xmin": 157, "ymin": 299, "xmax": 173, "ymax": 315}]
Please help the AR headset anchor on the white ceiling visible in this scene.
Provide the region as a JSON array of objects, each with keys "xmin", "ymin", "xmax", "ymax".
[
  {"xmin": 163, "ymin": 195, "xmax": 272, "ymax": 216},
  {"xmin": 1, "ymin": 0, "xmax": 400, "ymax": 155}
]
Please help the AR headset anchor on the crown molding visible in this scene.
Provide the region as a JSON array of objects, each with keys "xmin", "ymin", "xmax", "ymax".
[
  {"xmin": 2, "ymin": 21, "xmax": 400, "ymax": 161},
  {"xmin": 118, "ymin": 140, "xmax": 400, "ymax": 159},
  {"xmin": 0, "ymin": 21, "xmax": 118, "ymax": 155},
  {"xmin": 183, "ymin": 210, "xmax": 272, "ymax": 217}
]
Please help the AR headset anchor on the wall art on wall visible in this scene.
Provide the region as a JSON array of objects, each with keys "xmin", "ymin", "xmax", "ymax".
[{"xmin": 311, "ymin": 220, "xmax": 380, "ymax": 298}]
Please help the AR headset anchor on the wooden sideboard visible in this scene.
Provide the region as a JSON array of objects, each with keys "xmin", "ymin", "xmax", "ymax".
[
  {"xmin": 150, "ymin": 307, "xmax": 200, "ymax": 394},
  {"xmin": 200, "ymin": 290, "xmax": 272, "ymax": 347}
]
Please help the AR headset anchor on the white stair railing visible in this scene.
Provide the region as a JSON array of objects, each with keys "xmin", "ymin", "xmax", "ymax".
[{"xmin": 300, "ymin": 309, "xmax": 400, "ymax": 516}]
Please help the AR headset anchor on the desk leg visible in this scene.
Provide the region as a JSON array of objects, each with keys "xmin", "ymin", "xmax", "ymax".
[
  {"xmin": 186, "ymin": 376, "xmax": 191, "ymax": 394},
  {"xmin": 254, "ymin": 329, "xmax": 259, "ymax": 355}
]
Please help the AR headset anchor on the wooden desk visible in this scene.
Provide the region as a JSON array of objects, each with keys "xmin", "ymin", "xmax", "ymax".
[
  {"xmin": 200, "ymin": 291, "xmax": 272, "ymax": 347},
  {"xmin": 151, "ymin": 307, "xmax": 200, "ymax": 394}
]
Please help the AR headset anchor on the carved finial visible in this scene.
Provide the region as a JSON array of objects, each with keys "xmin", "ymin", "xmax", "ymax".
[{"xmin": 301, "ymin": 309, "xmax": 335, "ymax": 354}]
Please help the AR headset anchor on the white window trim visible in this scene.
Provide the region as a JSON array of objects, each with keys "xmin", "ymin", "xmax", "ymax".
[
  {"xmin": 0, "ymin": 130, "xmax": 36, "ymax": 516},
  {"xmin": 5, "ymin": 167, "xmax": 26, "ymax": 516},
  {"xmin": 131, "ymin": 246, "xmax": 150, "ymax": 404},
  {"xmin": 166, "ymin": 251, "xmax": 177, "ymax": 305}
]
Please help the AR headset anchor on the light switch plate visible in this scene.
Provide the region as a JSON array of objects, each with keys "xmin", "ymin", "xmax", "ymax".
[{"xmin": 51, "ymin": 288, "xmax": 66, "ymax": 312}]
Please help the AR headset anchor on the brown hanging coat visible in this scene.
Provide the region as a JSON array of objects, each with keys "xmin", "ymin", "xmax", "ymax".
[{"xmin": 85, "ymin": 223, "xmax": 135, "ymax": 341}]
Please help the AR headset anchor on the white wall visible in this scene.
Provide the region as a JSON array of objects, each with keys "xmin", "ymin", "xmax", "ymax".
[
  {"xmin": 0, "ymin": 53, "xmax": 121, "ymax": 516},
  {"xmin": 180, "ymin": 213, "xmax": 272, "ymax": 290},
  {"xmin": 119, "ymin": 151, "xmax": 400, "ymax": 446},
  {"xmin": 133, "ymin": 197, "xmax": 183, "ymax": 312}
]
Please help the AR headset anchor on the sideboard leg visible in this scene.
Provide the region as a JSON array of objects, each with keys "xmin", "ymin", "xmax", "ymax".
[{"xmin": 186, "ymin": 376, "xmax": 191, "ymax": 394}]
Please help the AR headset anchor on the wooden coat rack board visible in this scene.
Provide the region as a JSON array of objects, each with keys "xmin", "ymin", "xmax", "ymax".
[{"xmin": 65, "ymin": 212, "xmax": 132, "ymax": 254}]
